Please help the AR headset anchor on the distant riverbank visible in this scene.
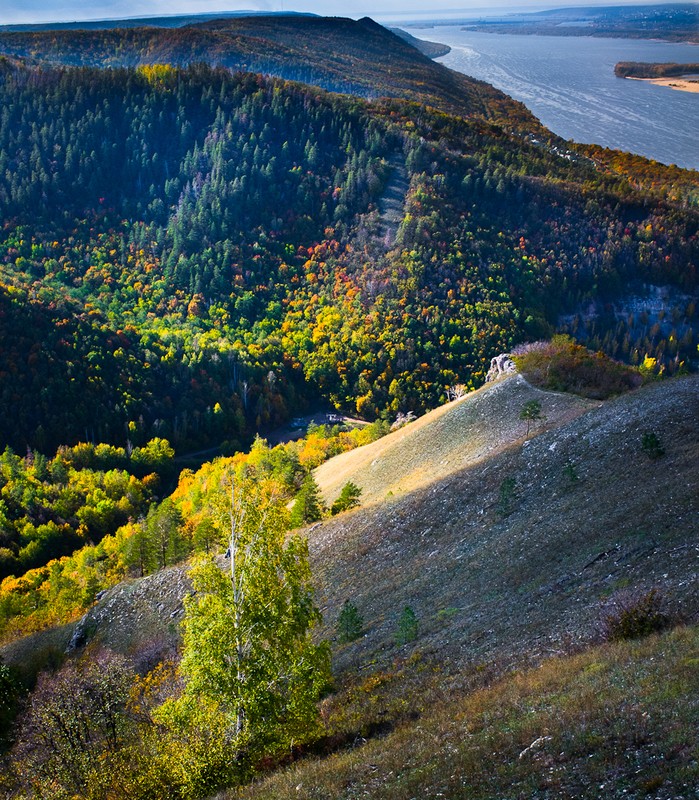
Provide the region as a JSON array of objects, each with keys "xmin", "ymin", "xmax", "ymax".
[
  {"xmin": 627, "ymin": 75, "xmax": 699, "ymax": 93},
  {"xmin": 419, "ymin": 29, "xmax": 699, "ymax": 169},
  {"xmin": 615, "ymin": 61, "xmax": 699, "ymax": 93}
]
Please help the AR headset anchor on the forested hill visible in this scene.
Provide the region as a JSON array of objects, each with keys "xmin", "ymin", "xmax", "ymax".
[
  {"xmin": 0, "ymin": 62, "xmax": 697, "ymax": 459},
  {"xmin": 0, "ymin": 11, "xmax": 316, "ymax": 32},
  {"xmin": 0, "ymin": 16, "xmax": 536, "ymax": 131}
]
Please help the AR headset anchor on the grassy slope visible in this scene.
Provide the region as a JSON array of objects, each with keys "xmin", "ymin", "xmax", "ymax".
[
  {"xmin": 6, "ymin": 372, "xmax": 696, "ymax": 675},
  {"xmin": 315, "ymin": 374, "xmax": 595, "ymax": 509},
  {"xmin": 235, "ymin": 625, "xmax": 699, "ymax": 799},
  {"xmin": 229, "ymin": 374, "xmax": 698, "ymax": 800},
  {"xmin": 3, "ymin": 372, "xmax": 697, "ymax": 797},
  {"xmin": 311, "ymin": 374, "xmax": 699, "ymax": 675}
]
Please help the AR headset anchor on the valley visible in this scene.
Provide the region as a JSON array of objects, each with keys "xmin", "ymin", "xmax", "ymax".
[{"xmin": 0, "ymin": 8, "xmax": 696, "ymax": 800}]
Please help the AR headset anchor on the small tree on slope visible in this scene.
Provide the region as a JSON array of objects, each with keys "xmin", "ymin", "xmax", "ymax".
[
  {"xmin": 520, "ymin": 399, "xmax": 543, "ymax": 438},
  {"xmin": 290, "ymin": 472, "xmax": 325, "ymax": 528},
  {"xmin": 331, "ymin": 481, "xmax": 362, "ymax": 515}
]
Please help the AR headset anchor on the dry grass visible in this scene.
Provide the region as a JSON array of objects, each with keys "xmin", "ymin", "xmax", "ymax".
[
  {"xmin": 0, "ymin": 623, "xmax": 73, "ymax": 685},
  {"xmin": 314, "ymin": 374, "xmax": 594, "ymax": 509},
  {"xmin": 233, "ymin": 625, "xmax": 699, "ymax": 799},
  {"xmin": 310, "ymin": 374, "xmax": 699, "ymax": 676}
]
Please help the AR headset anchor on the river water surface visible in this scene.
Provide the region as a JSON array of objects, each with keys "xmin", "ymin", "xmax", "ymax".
[{"xmin": 412, "ymin": 27, "xmax": 698, "ymax": 170}]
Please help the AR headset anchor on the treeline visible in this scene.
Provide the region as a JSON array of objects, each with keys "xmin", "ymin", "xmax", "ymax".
[
  {"xmin": 0, "ymin": 438, "xmax": 175, "ymax": 584},
  {"xmin": 0, "ymin": 64, "xmax": 697, "ymax": 457},
  {"xmin": 615, "ymin": 62, "xmax": 699, "ymax": 78},
  {"xmin": 577, "ymin": 143, "xmax": 699, "ymax": 208},
  {"xmin": 0, "ymin": 420, "xmax": 386, "ymax": 642}
]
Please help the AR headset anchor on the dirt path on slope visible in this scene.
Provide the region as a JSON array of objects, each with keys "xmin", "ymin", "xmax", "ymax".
[{"xmin": 377, "ymin": 153, "xmax": 409, "ymax": 249}]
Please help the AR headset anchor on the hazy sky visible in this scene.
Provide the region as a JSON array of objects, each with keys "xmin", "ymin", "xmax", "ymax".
[{"xmin": 0, "ymin": 0, "xmax": 670, "ymax": 26}]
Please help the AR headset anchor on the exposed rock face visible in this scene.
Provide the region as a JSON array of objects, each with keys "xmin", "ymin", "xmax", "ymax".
[
  {"xmin": 65, "ymin": 618, "xmax": 89, "ymax": 654},
  {"xmin": 486, "ymin": 354, "xmax": 517, "ymax": 382}
]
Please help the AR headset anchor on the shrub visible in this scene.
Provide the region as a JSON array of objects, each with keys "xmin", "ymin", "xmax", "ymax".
[
  {"xmin": 396, "ymin": 606, "xmax": 419, "ymax": 645},
  {"xmin": 600, "ymin": 588, "xmax": 671, "ymax": 642},
  {"xmin": 0, "ymin": 657, "xmax": 21, "ymax": 749},
  {"xmin": 562, "ymin": 461, "xmax": 579, "ymax": 482},
  {"xmin": 336, "ymin": 600, "xmax": 363, "ymax": 643},
  {"xmin": 290, "ymin": 473, "xmax": 325, "ymax": 528},
  {"xmin": 519, "ymin": 399, "xmax": 543, "ymax": 437},
  {"xmin": 12, "ymin": 650, "xmax": 139, "ymax": 798},
  {"xmin": 641, "ymin": 431, "xmax": 665, "ymax": 460},
  {"xmin": 513, "ymin": 336, "xmax": 642, "ymax": 399}
]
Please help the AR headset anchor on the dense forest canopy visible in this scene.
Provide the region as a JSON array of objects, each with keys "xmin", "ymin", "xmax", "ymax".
[{"xmin": 0, "ymin": 61, "xmax": 696, "ymax": 459}]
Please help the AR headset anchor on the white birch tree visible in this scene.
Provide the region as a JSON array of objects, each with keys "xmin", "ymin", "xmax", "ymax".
[{"xmin": 177, "ymin": 474, "xmax": 330, "ymax": 756}]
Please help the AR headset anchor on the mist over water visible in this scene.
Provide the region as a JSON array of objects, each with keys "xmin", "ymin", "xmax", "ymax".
[{"xmin": 414, "ymin": 28, "xmax": 698, "ymax": 170}]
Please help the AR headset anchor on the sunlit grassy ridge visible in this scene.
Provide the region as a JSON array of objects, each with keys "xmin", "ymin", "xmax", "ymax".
[
  {"xmin": 308, "ymin": 373, "xmax": 699, "ymax": 680},
  {"xmin": 6, "ymin": 370, "xmax": 695, "ymax": 680},
  {"xmin": 313, "ymin": 371, "xmax": 594, "ymax": 508}
]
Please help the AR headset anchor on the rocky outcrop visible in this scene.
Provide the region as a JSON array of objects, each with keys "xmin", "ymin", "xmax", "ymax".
[
  {"xmin": 486, "ymin": 353, "xmax": 517, "ymax": 382},
  {"xmin": 65, "ymin": 564, "xmax": 194, "ymax": 656}
]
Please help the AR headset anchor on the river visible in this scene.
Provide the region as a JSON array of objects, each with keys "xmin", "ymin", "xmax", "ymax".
[{"xmin": 411, "ymin": 27, "xmax": 698, "ymax": 170}]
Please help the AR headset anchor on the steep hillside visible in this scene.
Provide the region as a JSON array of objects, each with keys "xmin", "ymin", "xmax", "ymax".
[
  {"xmin": 6, "ymin": 373, "xmax": 696, "ymax": 676},
  {"xmin": 315, "ymin": 373, "xmax": 595, "ymax": 507},
  {"xmin": 3, "ymin": 371, "xmax": 697, "ymax": 799},
  {"xmin": 312, "ymin": 373, "xmax": 699, "ymax": 673},
  {"xmin": 237, "ymin": 626, "xmax": 699, "ymax": 800},
  {"xmin": 0, "ymin": 16, "xmax": 536, "ymax": 130},
  {"xmin": 1, "ymin": 63, "xmax": 695, "ymax": 456}
]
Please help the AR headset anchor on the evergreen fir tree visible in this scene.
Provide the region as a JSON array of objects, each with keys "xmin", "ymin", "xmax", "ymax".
[
  {"xmin": 290, "ymin": 473, "xmax": 324, "ymax": 528},
  {"xmin": 330, "ymin": 481, "xmax": 362, "ymax": 515},
  {"xmin": 337, "ymin": 599, "xmax": 363, "ymax": 643},
  {"xmin": 396, "ymin": 605, "xmax": 418, "ymax": 645}
]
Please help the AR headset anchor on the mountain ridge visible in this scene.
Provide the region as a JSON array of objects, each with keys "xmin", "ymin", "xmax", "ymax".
[
  {"xmin": 314, "ymin": 372, "xmax": 596, "ymax": 508},
  {"xmin": 0, "ymin": 16, "xmax": 540, "ymax": 130}
]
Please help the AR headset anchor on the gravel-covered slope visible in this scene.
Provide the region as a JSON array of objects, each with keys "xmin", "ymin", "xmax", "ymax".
[
  {"xmin": 5, "ymin": 375, "xmax": 696, "ymax": 679},
  {"xmin": 310, "ymin": 374, "xmax": 699, "ymax": 672}
]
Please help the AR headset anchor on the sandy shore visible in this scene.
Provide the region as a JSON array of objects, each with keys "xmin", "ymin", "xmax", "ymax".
[{"xmin": 627, "ymin": 76, "xmax": 699, "ymax": 93}]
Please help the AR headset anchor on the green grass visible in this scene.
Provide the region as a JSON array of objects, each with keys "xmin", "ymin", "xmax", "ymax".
[{"xmin": 233, "ymin": 625, "xmax": 699, "ymax": 799}]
